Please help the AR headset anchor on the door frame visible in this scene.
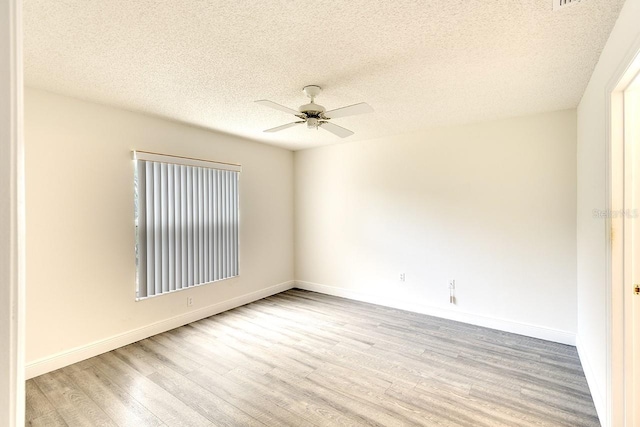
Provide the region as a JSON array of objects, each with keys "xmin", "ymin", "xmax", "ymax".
[
  {"xmin": 0, "ymin": 0, "xmax": 24, "ymax": 425},
  {"xmin": 606, "ymin": 41, "xmax": 640, "ymax": 427}
]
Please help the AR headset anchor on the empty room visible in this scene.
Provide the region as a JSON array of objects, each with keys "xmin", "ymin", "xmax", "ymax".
[{"xmin": 3, "ymin": 0, "xmax": 640, "ymax": 426}]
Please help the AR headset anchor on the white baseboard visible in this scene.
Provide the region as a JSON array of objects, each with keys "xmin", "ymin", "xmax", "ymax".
[
  {"xmin": 295, "ymin": 281, "xmax": 576, "ymax": 346},
  {"xmin": 26, "ymin": 280, "xmax": 296, "ymax": 379},
  {"xmin": 576, "ymin": 334, "xmax": 606, "ymax": 426}
]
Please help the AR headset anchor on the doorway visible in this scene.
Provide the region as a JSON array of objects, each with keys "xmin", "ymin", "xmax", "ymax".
[
  {"xmin": 623, "ymin": 71, "xmax": 640, "ymax": 427},
  {"xmin": 610, "ymin": 53, "xmax": 640, "ymax": 427}
]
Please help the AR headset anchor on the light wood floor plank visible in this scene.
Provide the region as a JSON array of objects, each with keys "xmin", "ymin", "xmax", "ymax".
[
  {"xmin": 33, "ymin": 370, "xmax": 117, "ymax": 427},
  {"xmin": 27, "ymin": 410, "xmax": 69, "ymax": 427},
  {"xmin": 67, "ymin": 366, "xmax": 164, "ymax": 427},
  {"xmin": 224, "ymin": 367, "xmax": 367, "ymax": 427},
  {"xmin": 186, "ymin": 366, "xmax": 318, "ymax": 427},
  {"xmin": 25, "ymin": 380, "xmax": 56, "ymax": 422},
  {"xmin": 146, "ymin": 367, "xmax": 265, "ymax": 427},
  {"xmin": 93, "ymin": 352, "xmax": 214, "ymax": 427}
]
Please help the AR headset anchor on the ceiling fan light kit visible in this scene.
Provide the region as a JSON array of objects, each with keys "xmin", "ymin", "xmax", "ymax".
[{"xmin": 256, "ymin": 85, "xmax": 373, "ymax": 138}]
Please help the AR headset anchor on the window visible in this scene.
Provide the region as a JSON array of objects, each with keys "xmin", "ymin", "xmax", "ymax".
[{"xmin": 133, "ymin": 151, "xmax": 241, "ymax": 299}]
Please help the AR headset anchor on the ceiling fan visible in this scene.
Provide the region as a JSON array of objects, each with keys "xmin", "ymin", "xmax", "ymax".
[{"xmin": 256, "ymin": 85, "xmax": 373, "ymax": 138}]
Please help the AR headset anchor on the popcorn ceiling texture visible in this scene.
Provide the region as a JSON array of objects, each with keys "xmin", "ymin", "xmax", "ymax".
[{"xmin": 24, "ymin": 0, "xmax": 625, "ymax": 150}]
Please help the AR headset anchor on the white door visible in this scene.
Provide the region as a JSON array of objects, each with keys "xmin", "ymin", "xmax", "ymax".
[{"xmin": 624, "ymin": 71, "xmax": 640, "ymax": 427}]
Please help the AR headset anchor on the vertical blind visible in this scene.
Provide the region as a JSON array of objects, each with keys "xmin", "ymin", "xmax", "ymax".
[{"xmin": 133, "ymin": 151, "xmax": 241, "ymax": 299}]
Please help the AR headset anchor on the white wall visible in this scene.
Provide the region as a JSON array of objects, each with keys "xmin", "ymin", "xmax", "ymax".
[
  {"xmin": 576, "ymin": 0, "xmax": 640, "ymax": 424},
  {"xmin": 295, "ymin": 110, "xmax": 577, "ymax": 343},
  {"xmin": 24, "ymin": 88, "xmax": 294, "ymax": 376},
  {"xmin": 1, "ymin": 0, "xmax": 25, "ymax": 424}
]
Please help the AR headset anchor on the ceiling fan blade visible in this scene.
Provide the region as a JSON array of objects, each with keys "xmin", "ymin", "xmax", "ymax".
[
  {"xmin": 264, "ymin": 121, "xmax": 304, "ymax": 133},
  {"xmin": 323, "ymin": 102, "xmax": 373, "ymax": 119},
  {"xmin": 255, "ymin": 100, "xmax": 300, "ymax": 116},
  {"xmin": 319, "ymin": 122, "xmax": 354, "ymax": 138}
]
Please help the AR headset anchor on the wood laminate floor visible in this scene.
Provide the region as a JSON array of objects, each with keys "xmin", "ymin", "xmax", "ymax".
[{"xmin": 26, "ymin": 289, "xmax": 600, "ymax": 426}]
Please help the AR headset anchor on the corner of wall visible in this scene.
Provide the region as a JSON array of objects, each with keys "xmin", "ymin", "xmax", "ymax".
[
  {"xmin": 295, "ymin": 281, "xmax": 577, "ymax": 346},
  {"xmin": 26, "ymin": 280, "xmax": 296, "ymax": 379},
  {"xmin": 576, "ymin": 333, "xmax": 607, "ymax": 425}
]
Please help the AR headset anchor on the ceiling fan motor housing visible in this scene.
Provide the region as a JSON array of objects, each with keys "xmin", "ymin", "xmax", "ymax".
[
  {"xmin": 300, "ymin": 85, "xmax": 325, "ymax": 122},
  {"xmin": 299, "ymin": 102, "xmax": 326, "ymax": 115}
]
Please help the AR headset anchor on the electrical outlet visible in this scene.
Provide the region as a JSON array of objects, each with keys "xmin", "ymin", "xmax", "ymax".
[
  {"xmin": 400, "ymin": 273, "xmax": 406, "ymax": 282},
  {"xmin": 449, "ymin": 279, "xmax": 456, "ymax": 305},
  {"xmin": 187, "ymin": 297, "xmax": 193, "ymax": 307}
]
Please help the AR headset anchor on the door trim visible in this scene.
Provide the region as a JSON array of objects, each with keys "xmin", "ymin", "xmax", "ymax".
[{"xmin": 0, "ymin": 0, "xmax": 24, "ymax": 425}]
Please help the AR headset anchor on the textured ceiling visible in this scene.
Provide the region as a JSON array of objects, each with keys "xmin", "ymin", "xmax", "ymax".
[{"xmin": 24, "ymin": 0, "xmax": 625, "ymax": 151}]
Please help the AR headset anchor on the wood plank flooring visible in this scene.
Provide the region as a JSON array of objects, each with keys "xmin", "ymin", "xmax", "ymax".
[{"xmin": 26, "ymin": 289, "xmax": 600, "ymax": 426}]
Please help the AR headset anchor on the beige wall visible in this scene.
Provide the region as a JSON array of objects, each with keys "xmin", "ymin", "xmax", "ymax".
[
  {"xmin": 576, "ymin": 0, "xmax": 640, "ymax": 424},
  {"xmin": 295, "ymin": 110, "xmax": 577, "ymax": 339},
  {"xmin": 24, "ymin": 88, "xmax": 294, "ymax": 370}
]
